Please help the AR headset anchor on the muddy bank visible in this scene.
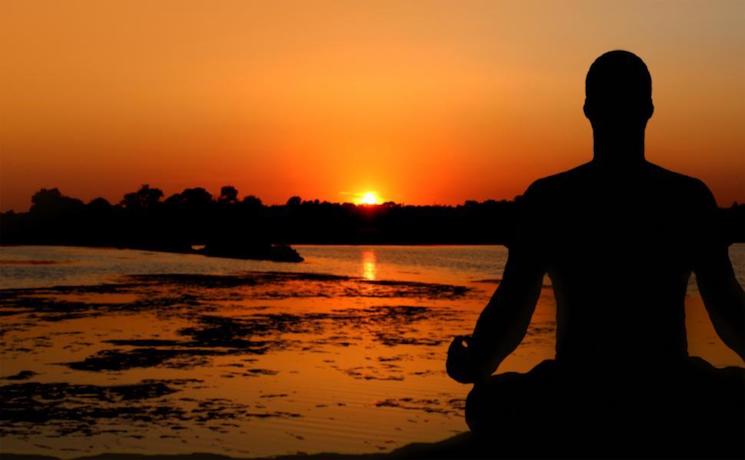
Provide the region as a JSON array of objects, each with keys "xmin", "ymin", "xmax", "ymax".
[
  {"xmin": 62, "ymin": 305, "xmax": 461, "ymax": 372},
  {"xmin": 0, "ymin": 379, "xmax": 305, "ymax": 439}
]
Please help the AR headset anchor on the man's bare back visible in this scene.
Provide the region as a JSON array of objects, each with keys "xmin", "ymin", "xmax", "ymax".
[{"xmin": 523, "ymin": 161, "xmax": 731, "ymax": 366}]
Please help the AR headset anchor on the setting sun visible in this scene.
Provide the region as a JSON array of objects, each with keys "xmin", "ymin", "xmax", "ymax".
[{"xmin": 359, "ymin": 192, "xmax": 380, "ymax": 205}]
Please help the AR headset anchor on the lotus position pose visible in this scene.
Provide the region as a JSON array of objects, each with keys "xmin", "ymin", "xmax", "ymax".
[{"xmin": 447, "ymin": 50, "xmax": 744, "ymax": 457}]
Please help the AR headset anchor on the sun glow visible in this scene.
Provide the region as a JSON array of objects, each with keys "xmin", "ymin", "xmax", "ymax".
[{"xmin": 358, "ymin": 192, "xmax": 380, "ymax": 205}]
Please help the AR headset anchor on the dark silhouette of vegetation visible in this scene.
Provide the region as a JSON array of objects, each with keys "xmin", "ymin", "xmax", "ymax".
[{"xmin": 0, "ymin": 184, "xmax": 743, "ymax": 262}]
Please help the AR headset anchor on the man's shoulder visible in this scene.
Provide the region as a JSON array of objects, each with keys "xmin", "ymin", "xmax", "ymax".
[
  {"xmin": 523, "ymin": 163, "xmax": 593, "ymax": 196},
  {"xmin": 524, "ymin": 162, "xmax": 714, "ymax": 200},
  {"xmin": 643, "ymin": 163, "xmax": 714, "ymax": 201}
]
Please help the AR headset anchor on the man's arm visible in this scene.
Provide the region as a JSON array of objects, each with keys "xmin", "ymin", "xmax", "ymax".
[
  {"xmin": 696, "ymin": 246, "xmax": 745, "ymax": 361},
  {"xmin": 447, "ymin": 247, "xmax": 544, "ymax": 383},
  {"xmin": 693, "ymin": 181, "xmax": 745, "ymax": 361}
]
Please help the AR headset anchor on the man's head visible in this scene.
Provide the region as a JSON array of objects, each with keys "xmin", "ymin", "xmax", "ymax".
[{"xmin": 584, "ymin": 50, "xmax": 654, "ymax": 129}]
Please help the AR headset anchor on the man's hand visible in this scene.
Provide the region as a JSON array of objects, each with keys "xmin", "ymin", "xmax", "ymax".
[
  {"xmin": 445, "ymin": 241, "xmax": 543, "ymax": 385},
  {"xmin": 446, "ymin": 335, "xmax": 493, "ymax": 384}
]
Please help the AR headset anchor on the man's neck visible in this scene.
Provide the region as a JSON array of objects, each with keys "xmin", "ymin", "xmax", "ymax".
[{"xmin": 591, "ymin": 126, "xmax": 646, "ymax": 167}]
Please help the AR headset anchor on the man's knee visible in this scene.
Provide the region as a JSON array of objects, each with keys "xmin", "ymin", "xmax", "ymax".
[
  {"xmin": 464, "ymin": 363, "xmax": 559, "ymax": 435},
  {"xmin": 464, "ymin": 384, "xmax": 484, "ymax": 433},
  {"xmin": 464, "ymin": 374, "xmax": 523, "ymax": 434}
]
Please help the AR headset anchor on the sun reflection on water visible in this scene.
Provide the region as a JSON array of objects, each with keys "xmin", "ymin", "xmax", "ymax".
[{"xmin": 361, "ymin": 249, "xmax": 377, "ymax": 280}]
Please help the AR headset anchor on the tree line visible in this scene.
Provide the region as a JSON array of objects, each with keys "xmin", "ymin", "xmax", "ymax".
[{"xmin": 1, "ymin": 185, "xmax": 743, "ymax": 260}]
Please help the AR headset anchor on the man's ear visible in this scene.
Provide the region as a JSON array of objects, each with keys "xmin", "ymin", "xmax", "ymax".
[
  {"xmin": 583, "ymin": 99, "xmax": 592, "ymax": 119},
  {"xmin": 646, "ymin": 101, "xmax": 654, "ymax": 120}
]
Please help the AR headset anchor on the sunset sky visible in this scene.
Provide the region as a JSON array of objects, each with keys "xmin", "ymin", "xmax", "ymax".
[{"xmin": 1, "ymin": 0, "xmax": 743, "ymax": 211}]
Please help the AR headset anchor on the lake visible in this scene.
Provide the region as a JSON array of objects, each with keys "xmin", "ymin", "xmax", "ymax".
[{"xmin": 1, "ymin": 245, "xmax": 743, "ymax": 457}]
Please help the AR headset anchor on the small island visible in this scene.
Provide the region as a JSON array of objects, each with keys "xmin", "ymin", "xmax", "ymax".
[
  {"xmin": 200, "ymin": 242, "xmax": 303, "ymax": 263},
  {"xmin": 0, "ymin": 186, "xmax": 306, "ymax": 263}
]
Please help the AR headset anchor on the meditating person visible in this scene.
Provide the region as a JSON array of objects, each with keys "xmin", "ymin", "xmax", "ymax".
[{"xmin": 446, "ymin": 50, "xmax": 744, "ymax": 457}]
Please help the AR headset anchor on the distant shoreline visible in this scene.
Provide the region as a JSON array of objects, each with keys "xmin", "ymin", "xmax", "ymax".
[
  {"xmin": 0, "ymin": 242, "xmax": 507, "ymax": 250},
  {"xmin": 0, "ymin": 243, "xmax": 304, "ymax": 263},
  {"xmin": 0, "ymin": 242, "xmax": 503, "ymax": 264},
  {"xmin": 3, "ymin": 188, "xmax": 743, "ymax": 257}
]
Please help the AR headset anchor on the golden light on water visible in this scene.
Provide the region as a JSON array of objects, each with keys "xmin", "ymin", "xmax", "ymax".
[{"xmin": 361, "ymin": 250, "xmax": 377, "ymax": 281}]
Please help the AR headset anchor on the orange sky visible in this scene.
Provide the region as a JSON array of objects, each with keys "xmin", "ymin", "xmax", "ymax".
[{"xmin": 1, "ymin": 0, "xmax": 743, "ymax": 211}]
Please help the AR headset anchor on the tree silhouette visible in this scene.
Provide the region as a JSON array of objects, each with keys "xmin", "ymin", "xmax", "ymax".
[
  {"xmin": 1, "ymin": 185, "xmax": 742, "ymax": 261},
  {"xmin": 121, "ymin": 185, "xmax": 163, "ymax": 210},
  {"xmin": 219, "ymin": 186, "xmax": 239, "ymax": 204}
]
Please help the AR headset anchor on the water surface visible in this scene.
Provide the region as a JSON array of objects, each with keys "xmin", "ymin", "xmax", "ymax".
[{"xmin": 1, "ymin": 245, "xmax": 742, "ymax": 457}]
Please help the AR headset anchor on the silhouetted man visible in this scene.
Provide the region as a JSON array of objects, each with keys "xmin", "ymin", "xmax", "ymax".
[{"xmin": 447, "ymin": 50, "xmax": 744, "ymax": 457}]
